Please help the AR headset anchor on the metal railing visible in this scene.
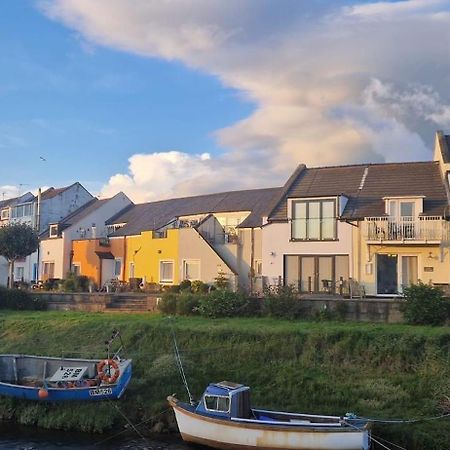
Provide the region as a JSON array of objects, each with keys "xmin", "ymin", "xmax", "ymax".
[{"xmin": 364, "ymin": 216, "xmax": 450, "ymax": 242}]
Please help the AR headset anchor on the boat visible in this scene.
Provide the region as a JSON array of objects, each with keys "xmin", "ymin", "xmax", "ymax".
[
  {"xmin": 0, "ymin": 330, "xmax": 132, "ymax": 401},
  {"xmin": 168, "ymin": 381, "xmax": 371, "ymax": 450}
]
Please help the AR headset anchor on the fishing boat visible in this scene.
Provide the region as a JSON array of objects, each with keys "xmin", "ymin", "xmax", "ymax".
[
  {"xmin": 168, "ymin": 381, "xmax": 371, "ymax": 450},
  {"xmin": 0, "ymin": 330, "xmax": 132, "ymax": 401}
]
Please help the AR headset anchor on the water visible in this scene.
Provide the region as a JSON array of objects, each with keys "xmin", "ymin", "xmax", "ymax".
[{"xmin": 0, "ymin": 424, "xmax": 192, "ymax": 450}]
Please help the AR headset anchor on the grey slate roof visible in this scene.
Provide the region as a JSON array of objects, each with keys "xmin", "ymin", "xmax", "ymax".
[
  {"xmin": 108, "ymin": 187, "xmax": 281, "ymax": 237},
  {"xmin": 40, "ymin": 198, "xmax": 114, "ymax": 238},
  {"xmin": 269, "ymin": 161, "xmax": 448, "ymax": 221}
]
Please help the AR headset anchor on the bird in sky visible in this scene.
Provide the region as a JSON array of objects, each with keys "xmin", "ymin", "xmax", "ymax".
[{"xmin": 39, "ymin": 156, "xmax": 46, "ymax": 161}]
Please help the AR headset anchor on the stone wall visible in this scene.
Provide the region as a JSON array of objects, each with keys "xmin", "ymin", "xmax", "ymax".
[{"xmin": 31, "ymin": 292, "xmax": 404, "ymax": 322}]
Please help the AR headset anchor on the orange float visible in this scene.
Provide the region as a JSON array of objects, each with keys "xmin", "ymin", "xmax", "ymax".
[{"xmin": 97, "ymin": 359, "xmax": 120, "ymax": 384}]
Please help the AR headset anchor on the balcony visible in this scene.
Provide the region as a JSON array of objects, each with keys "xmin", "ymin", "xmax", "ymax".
[{"xmin": 364, "ymin": 216, "xmax": 450, "ymax": 243}]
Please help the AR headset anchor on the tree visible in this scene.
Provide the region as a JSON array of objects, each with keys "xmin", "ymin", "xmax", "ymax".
[{"xmin": 0, "ymin": 223, "xmax": 39, "ymax": 288}]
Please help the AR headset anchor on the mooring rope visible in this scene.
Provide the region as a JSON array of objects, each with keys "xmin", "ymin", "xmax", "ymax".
[
  {"xmin": 169, "ymin": 319, "xmax": 195, "ymax": 405},
  {"xmin": 342, "ymin": 419, "xmax": 401, "ymax": 450},
  {"xmin": 92, "ymin": 407, "xmax": 170, "ymax": 447},
  {"xmin": 357, "ymin": 412, "xmax": 450, "ymax": 424}
]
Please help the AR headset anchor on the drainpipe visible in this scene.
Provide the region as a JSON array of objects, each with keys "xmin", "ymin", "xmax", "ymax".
[
  {"xmin": 250, "ymin": 228, "xmax": 255, "ymax": 294},
  {"xmin": 35, "ymin": 189, "xmax": 41, "ymax": 282}
]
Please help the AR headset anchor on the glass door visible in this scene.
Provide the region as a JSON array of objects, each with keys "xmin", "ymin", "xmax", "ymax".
[
  {"xmin": 377, "ymin": 254, "xmax": 398, "ymax": 294},
  {"xmin": 401, "ymin": 256, "xmax": 418, "ymax": 291},
  {"xmin": 300, "ymin": 257, "xmax": 315, "ymax": 293}
]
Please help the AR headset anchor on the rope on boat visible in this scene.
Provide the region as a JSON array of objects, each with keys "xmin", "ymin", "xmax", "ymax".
[
  {"xmin": 169, "ymin": 319, "xmax": 195, "ymax": 405},
  {"xmin": 357, "ymin": 412, "xmax": 450, "ymax": 424},
  {"xmin": 92, "ymin": 406, "xmax": 170, "ymax": 447},
  {"xmin": 342, "ymin": 419, "xmax": 402, "ymax": 450}
]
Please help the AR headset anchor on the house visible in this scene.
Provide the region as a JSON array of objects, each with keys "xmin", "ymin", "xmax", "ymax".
[
  {"xmin": 72, "ymin": 188, "xmax": 280, "ymax": 290},
  {"xmin": 0, "ymin": 183, "xmax": 94, "ymax": 285},
  {"xmin": 349, "ymin": 134, "xmax": 450, "ymax": 296},
  {"xmin": 263, "ymin": 131, "xmax": 450, "ymax": 296},
  {"xmin": 0, "ymin": 192, "xmax": 35, "ymax": 285},
  {"xmin": 39, "ymin": 192, "xmax": 132, "ymax": 282},
  {"xmin": 263, "ymin": 164, "xmax": 360, "ymax": 294}
]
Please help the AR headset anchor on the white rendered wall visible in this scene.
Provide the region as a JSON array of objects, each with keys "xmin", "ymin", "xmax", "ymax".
[{"xmin": 262, "ymin": 221, "xmax": 354, "ymax": 284}]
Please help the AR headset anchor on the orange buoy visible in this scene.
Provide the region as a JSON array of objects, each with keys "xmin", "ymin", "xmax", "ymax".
[{"xmin": 38, "ymin": 388, "xmax": 49, "ymax": 399}]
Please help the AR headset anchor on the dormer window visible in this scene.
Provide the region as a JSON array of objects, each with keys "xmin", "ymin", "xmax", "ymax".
[
  {"xmin": 384, "ymin": 196, "xmax": 424, "ymax": 219},
  {"xmin": 291, "ymin": 198, "xmax": 337, "ymax": 241},
  {"xmin": 49, "ymin": 224, "xmax": 59, "ymax": 238}
]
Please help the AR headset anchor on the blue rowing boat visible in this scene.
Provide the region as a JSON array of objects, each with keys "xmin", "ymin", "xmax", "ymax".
[{"xmin": 0, "ymin": 330, "xmax": 132, "ymax": 401}]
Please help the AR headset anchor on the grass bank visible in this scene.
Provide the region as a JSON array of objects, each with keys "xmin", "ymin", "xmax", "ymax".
[{"xmin": 0, "ymin": 311, "xmax": 449, "ymax": 449}]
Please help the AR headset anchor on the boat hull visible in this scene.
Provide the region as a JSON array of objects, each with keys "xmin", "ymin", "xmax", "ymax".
[
  {"xmin": 0, "ymin": 354, "xmax": 132, "ymax": 401},
  {"xmin": 169, "ymin": 397, "xmax": 370, "ymax": 450}
]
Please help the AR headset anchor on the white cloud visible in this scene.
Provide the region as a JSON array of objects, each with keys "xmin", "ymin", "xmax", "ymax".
[
  {"xmin": 39, "ymin": 0, "xmax": 450, "ymax": 199},
  {"xmin": 0, "ymin": 186, "xmax": 20, "ymax": 201}
]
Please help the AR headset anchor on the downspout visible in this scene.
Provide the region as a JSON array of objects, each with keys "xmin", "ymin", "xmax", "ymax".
[
  {"xmin": 35, "ymin": 188, "xmax": 41, "ymax": 281},
  {"xmin": 122, "ymin": 236, "xmax": 127, "ymax": 282},
  {"xmin": 250, "ymin": 228, "xmax": 255, "ymax": 293}
]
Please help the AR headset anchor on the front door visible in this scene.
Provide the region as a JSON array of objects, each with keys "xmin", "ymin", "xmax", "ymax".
[{"xmin": 377, "ymin": 254, "xmax": 398, "ymax": 294}]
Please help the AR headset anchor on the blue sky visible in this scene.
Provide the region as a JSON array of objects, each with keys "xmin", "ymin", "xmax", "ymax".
[
  {"xmin": 2, "ymin": 1, "xmax": 450, "ymax": 202},
  {"xmin": 0, "ymin": 0, "xmax": 252, "ymax": 197}
]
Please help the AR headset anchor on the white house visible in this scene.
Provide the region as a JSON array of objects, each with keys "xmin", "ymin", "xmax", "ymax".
[
  {"xmin": 0, "ymin": 183, "xmax": 93, "ymax": 285},
  {"xmin": 39, "ymin": 192, "xmax": 133, "ymax": 281}
]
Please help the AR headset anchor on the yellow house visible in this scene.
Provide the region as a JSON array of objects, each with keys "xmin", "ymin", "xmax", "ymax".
[
  {"xmin": 125, "ymin": 229, "xmax": 180, "ymax": 285},
  {"xmin": 105, "ymin": 188, "xmax": 278, "ymax": 289}
]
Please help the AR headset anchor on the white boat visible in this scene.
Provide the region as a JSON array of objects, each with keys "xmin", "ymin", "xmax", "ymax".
[{"xmin": 168, "ymin": 381, "xmax": 371, "ymax": 450}]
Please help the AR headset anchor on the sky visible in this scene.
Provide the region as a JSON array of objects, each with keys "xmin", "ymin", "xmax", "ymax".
[{"xmin": 2, "ymin": 0, "xmax": 450, "ymax": 203}]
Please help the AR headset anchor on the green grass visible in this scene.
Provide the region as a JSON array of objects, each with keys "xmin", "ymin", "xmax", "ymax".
[{"xmin": 0, "ymin": 311, "xmax": 449, "ymax": 449}]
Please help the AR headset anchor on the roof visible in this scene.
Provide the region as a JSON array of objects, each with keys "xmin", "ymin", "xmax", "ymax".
[
  {"xmin": 40, "ymin": 198, "xmax": 108, "ymax": 238},
  {"xmin": 109, "ymin": 187, "xmax": 281, "ymax": 237},
  {"xmin": 269, "ymin": 161, "xmax": 449, "ymax": 221},
  {"xmin": 0, "ymin": 192, "xmax": 35, "ymax": 209},
  {"xmin": 40, "ymin": 184, "xmax": 74, "ymax": 201}
]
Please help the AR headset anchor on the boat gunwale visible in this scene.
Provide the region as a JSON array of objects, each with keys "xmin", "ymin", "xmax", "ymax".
[{"xmin": 168, "ymin": 396, "xmax": 369, "ymax": 433}]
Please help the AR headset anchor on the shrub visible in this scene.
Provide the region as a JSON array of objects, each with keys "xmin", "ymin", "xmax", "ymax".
[
  {"xmin": 42, "ymin": 278, "xmax": 60, "ymax": 291},
  {"xmin": 0, "ymin": 287, "xmax": 47, "ymax": 310},
  {"xmin": 198, "ymin": 290, "xmax": 254, "ymax": 318},
  {"xmin": 179, "ymin": 279, "xmax": 192, "ymax": 291},
  {"xmin": 162, "ymin": 284, "xmax": 180, "ymax": 293},
  {"xmin": 158, "ymin": 293, "xmax": 177, "ymax": 314},
  {"xmin": 191, "ymin": 280, "xmax": 209, "ymax": 294},
  {"xmin": 214, "ymin": 272, "xmax": 230, "ymax": 290},
  {"xmin": 176, "ymin": 292, "xmax": 200, "ymax": 316},
  {"xmin": 402, "ymin": 282, "xmax": 449, "ymax": 326},
  {"xmin": 262, "ymin": 285, "xmax": 304, "ymax": 320},
  {"xmin": 63, "ymin": 273, "xmax": 90, "ymax": 292}
]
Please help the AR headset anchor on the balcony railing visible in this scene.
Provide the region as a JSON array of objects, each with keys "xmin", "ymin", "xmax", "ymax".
[{"xmin": 364, "ymin": 216, "xmax": 450, "ymax": 242}]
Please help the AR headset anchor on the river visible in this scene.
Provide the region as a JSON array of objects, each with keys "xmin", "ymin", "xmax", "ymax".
[{"xmin": 0, "ymin": 424, "xmax": 192, "ymax": 450}]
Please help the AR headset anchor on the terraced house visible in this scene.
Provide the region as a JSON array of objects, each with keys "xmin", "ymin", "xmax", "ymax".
[
  {"xmin": 71, "ymin": 188, "xmax": 279, "ymax": 290},
  {"xmin": 263, "ymin": 131, "xmax": 450, "ymax": 296},
  {"xmin": 0, "ymin": 183, "xmax": 93, "ymax": 286}
]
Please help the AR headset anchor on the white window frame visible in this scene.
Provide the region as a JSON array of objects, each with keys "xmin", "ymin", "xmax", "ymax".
[
  {"xmin": 183, "ymin": 259, "xmax": 201, "ymax": 281},
  {"xmin": 203, "ymin": 394, "xmax": 231, "ymax": 413},
  {"xmin": 254, "ymin": 259, "xmax": 263, "ymax": 276},
  {"xmin": 71, "ymin": 263, "xmax": 81, "ymax": 276},
  {"xmin": 114, "ymin": 258, "xmax": 122, "ymax": 279},
  {"xmin": 15, "ymin": 266, "xmax": 24, "ymax": 280},
  {"xmin": 159, "ymin": 260, "xmax": 175, "ymax": 284},
  {"xmin": 129, "ymin": 262, "xmax": 135, "ymax": 279},
  {"xmin": 49, "ymin": 224, "xmax": 59, "ymax": 238},
  {"xmin": 1, "ymin": 209, "xmax": 9, "ymax": 220},
  {"xmin": 42, "ymin": 261, "xmax": 55, "ymax": 278}
]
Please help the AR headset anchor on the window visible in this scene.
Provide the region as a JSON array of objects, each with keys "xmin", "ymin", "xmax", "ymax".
[
  {"xmin": 183, "ymin": 260, "xmax": 200, "ymax": 280},
  {"xmin": 114, "ymin": 258, "xmax": 122, "ymax": 278},
  {"xmin": 291, "ymin": 199, "xmax": 336, "ymax": 240},
  {"xmin": 15, "ymin": 266, "xmax": 24, "ymax": 281},
  {"xmin": 1, "ymin": 209, "xmax": 9, "ymax": 220},
  {"xmin": 42, "ymin": 262, "xmax": 55, "ymax": 278},
  {"xmin": 11, "ymin": 203, "xmax": 33, "ymax": 219},
  {"xmin": 160, "ymin": 261, "xmax": 174, "ymax": 283},
  {"xmin": 388, "ymin": 199, "xmax": 417, "ymax": 218},
  {"xmin": 204, "ymin": 395, "xmax": 230, "ymax": 413},
  {"xmin": 254, "ymin": 259, "xmax": 263, "ymax": 276},
  {"xmin": 49, "ymin": 224, "xmax": 59, "ymax": 238},
  {"xmin": 71, "ymin": 264, "xmax": 81, "ymax": 276},
  {"xmin": 129, "ymin": 262, "xmax": 135, "ymax": 279}
]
